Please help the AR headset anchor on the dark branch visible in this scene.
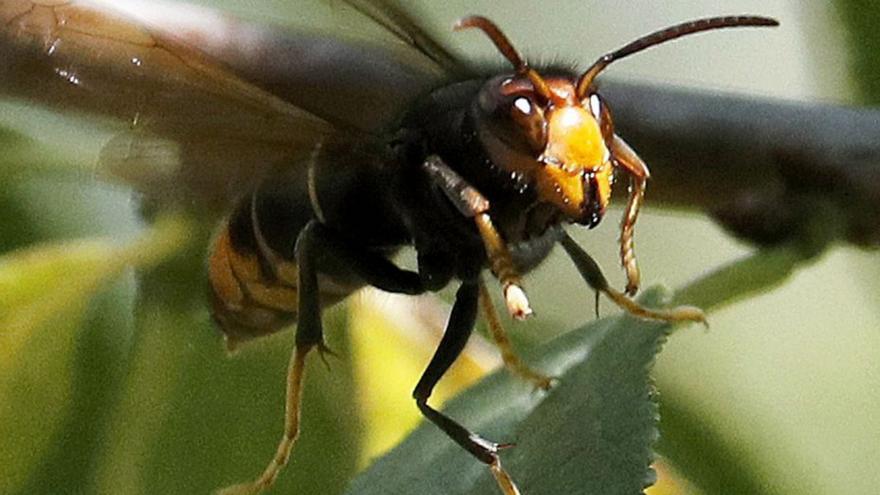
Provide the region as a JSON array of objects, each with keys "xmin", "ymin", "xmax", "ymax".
[{"xmin": 602, "ymin": 80, "xmax": 880, "ymax": 248}]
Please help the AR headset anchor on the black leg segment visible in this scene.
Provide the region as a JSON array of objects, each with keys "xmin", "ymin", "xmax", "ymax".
[
  {"xmin": 309, "ymin": 221, "xmax": 425, "ymax": 295},
  {"xmin": 294, "ymin": 221, "xmax": 324, "ymax": 348},
  {"xmin": 294, "ymin": 220, "xmax": 427, "ymax": 347},
  {"xmin": 558, "ymin": 230, "xmax": 612, "ymax": 293},
  {"xmin": 422, "ymin": 154, "xmax": 533, "ymax": 320},
  {"xmin": 413, "ymin": 281, "xmax": 503, "ymax": 465},
  {"xmin": 560, "ymin": 229, "xmax": 707, "ymax": 324}
]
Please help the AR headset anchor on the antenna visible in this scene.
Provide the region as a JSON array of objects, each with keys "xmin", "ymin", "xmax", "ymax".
[
  {"xmin": 455, "ymin": 16, "xmax": 556, "ymax": 104},
  {"xmin": 576, "ymin": 15, "xmax": 779, "ymax": 98}
]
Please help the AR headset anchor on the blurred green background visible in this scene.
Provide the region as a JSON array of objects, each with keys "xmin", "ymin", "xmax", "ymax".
[{"xmin": 1, "ymin": 1, "xmax": 877, "ymax": 494}]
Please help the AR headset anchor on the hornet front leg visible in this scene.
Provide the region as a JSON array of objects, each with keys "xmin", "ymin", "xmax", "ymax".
[
  {"xmin": 422, "ymin": 155, "xmax": 532, "ymax": 320},
  {"xmin": 611, "ymin": 135, "xmax": 649, "ymax": 296},
  {"xmin": 559, "ymin": 230, "xmax": 705, "ymax": 324}
]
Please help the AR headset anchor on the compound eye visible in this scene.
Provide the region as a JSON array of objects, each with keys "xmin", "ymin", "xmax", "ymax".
[
  {"xmin": 510, "ymin": 96, "xmax": 547, "ymax": 152},
  {"xmin": 588, "ymin": 93, "xmax": 614, "ymax": 143},
  {"xmin": 513, "ymin": 96, "xmax": 533, "ymax": 115}
]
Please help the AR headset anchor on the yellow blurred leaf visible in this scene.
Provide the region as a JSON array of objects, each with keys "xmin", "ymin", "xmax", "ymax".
[
  {"xmin": 0, "ymin": 214, "xmax": 188, "ymax": 357},
  {"xmin": 1, "ymin": 240, "xmax": 119, "ymax": 355},
  {"xmin": 646, "ymin": 459, "xmax": 698, "ymax": 495},
  {"xmin": 0, "ymin": 214, "xmax": 189, "ymax": 493}
]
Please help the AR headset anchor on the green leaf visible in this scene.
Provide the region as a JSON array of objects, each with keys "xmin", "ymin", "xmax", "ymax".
[
  {"xmin": 13, "ymin": 279, "xmax": 137, "ymax": 495},
  {"xmin": 650, "ymin": 246, "xmax": 818, "ymax": 495},
  {"xmin": 0, "ymin": 280, "xmax": 83, "ymax": 495},
  {"xmin": 673, "ymin": 244, "xmax": 817, "ymax": 314},
  {"xmin": 0, "ymin": 215, "xmax": 187, "ymax": 494},
  {"xmin": 0, "ymin": 215, "xmax": 184, "ymax": 352},
  {"xmin": 836, "ymin": 0, "xmax": 880, "ymax": 104},
  {"xmin": 347, "ymin": 288, "xmax": 673, "ymax": 495},
  {"xmin": 0, "ymin": 243, "xmax": 120, "ymax": 476}
]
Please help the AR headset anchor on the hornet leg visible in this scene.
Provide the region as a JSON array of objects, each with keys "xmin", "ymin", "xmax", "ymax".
[
  {"xmin": 478, "ymin": 277, "xmax": 554, "ymax": 390},
  {"xmin": 559, "ymin": 231, "xmax": 706, "ymax": 324},
  {"xmin": 423, "ymin": 155, "xmax": 532, "ymax": 320},
  {"xmin": 414, "ymin": 280, "xmax": 521, "ymax": 495},
  {"xmin": 217, "ymin": 220, "xmax": 426, "ymax": 495},
  {"xmin": 611, "ymin": 135, "xmax": 649, "ymax": 296}
]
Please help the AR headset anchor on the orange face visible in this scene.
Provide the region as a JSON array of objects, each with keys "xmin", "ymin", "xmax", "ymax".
[
  {"xmin": 537, "ymin": 102, "xmax": 612, "ymax": 226},
  {"xmin": 480, "ymin": 76, "xmax": 614, "ymax": 228}
]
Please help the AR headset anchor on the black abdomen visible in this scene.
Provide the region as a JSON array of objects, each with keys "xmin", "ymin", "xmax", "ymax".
[{"xmin": 209, "ymin": 141, "xmax": 409, "ymax": 347}]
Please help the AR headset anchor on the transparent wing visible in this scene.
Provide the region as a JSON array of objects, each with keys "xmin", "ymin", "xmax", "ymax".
[
  {"xmin": 0, "ymin": 0, "xmax": 473, "ymax": 205},
  {"xmin": 120, "ymin": 0, "xmax": 470, "ymax": 132},
  {"xmin": 0, "ymin": 1, "xmax": 331, "ymax": 205},
  {"xmin": 337, "ymin": 0, "xmax": 471, "ymax": 77}
]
